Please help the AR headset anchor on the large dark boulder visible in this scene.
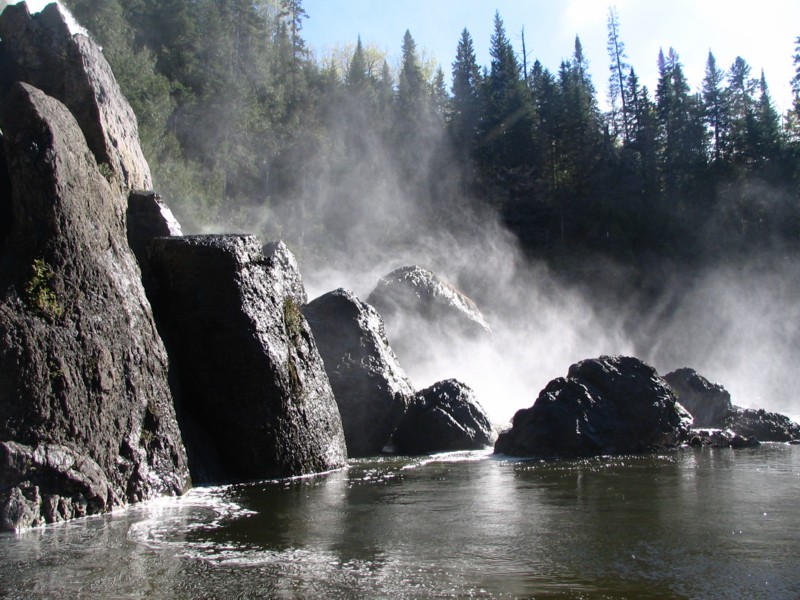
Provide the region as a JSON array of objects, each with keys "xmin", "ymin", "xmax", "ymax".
[
  {"xmin": 302, "ymin": 288, "xmax": 413, "ymax": 457},
  {"xmin": 0, "ymin": 3, "xmax": 152, "ymax": 192},
  {"xmin": 725, "ymin": 408, "xmax": 800, "ymax": 442},
  {"xmin": 392, "ymin": 379, "xmax": 493, "ymax": 455},
  {"xmin": 366, "ymin": 266, "xmax": 490, "ymax": 366},
  {"xmin": 664, "ymin": 367, "xmax": 733, "ymax": 427},
  {"xmin": 495, "ymin": 356, "xmax": 691, "ymax": 458},
  {"xmin": 0, "ymin": 83, "xmax": 189, "ymax": 531},
  {"xmin": 147, "ymin": 235, "xmax": 347, "ymax": 482}
]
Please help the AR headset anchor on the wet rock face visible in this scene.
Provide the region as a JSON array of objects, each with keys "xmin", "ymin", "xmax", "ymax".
[
  {"xmin": 495, "ymin": 356, "xmax": 691, "ymax": 458},
  {"xmin": 0, "ymin": 2, "xmax": 152, "ymax": 192},
  {"xmin": 366, "ymin": 265, "xmax": 490, "ymax": 367},
  {"xmin": 126, "ymin": 190, "xmax": 182, "ymax": 290},
  {"xmin": 147, "ymin": 235, "xmax": 347, "ymax": 482},
  {"xmin": 0, "ymin": 83, "xmax": 189, "ymax": 531},
  {"xmin": 302, "ymin": 288, "xmax": 413, "ymax": 457},
  {"xmin": 392, "ymin": 379, "xmax": 493, "ymax": 455},
  {"xmin": 664, "ymin": 368, "xmax": 733, "ymax": 427},
  {"xmin": 725, "ymin": 408, "xmax": 800, "ymax": 442}
]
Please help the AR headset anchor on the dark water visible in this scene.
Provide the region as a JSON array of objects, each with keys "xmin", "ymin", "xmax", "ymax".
[{"xmin": 2, "ymin": 445, "xmax": 799, "ymax": 599}]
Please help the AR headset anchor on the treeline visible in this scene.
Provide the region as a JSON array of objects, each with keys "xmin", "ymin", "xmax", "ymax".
[{"xmin": 62, "ymin": 0, "xmax": 800, "ymax": 269}]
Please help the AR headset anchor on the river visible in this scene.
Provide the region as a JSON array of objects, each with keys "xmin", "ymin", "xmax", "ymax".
[{"xmin": 1, "ymin": 444, "xmax": 799, "ymax": 599}]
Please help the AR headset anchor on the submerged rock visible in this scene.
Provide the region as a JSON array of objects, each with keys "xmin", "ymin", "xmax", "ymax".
[
  {"xmin": 0, "ymin": 2, "xmax": 152, "ymax": 192},
  {"xmin": 495, "ymin": 356, "xmax": 691, "ymax": 458},
  {"xmin": 302, "ymin": 288, "xmax": 413, "ymax": 457},
  {"xmin": 392, "ymin": 379, "xmax": 493, "ymax": 455},
  {"xmin": 664, "ymin": 368, "xmax": 733, "ymax": 427},
  {"xmin": 147, "ymin": 235, "xmax": 347, "ymax": 483},
  {"xmin": 0, "ymin": 83, "xmax": 189, "ymax": 531}
]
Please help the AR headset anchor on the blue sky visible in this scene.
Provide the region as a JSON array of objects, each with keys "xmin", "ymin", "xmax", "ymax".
[{"xmin": 303, "ymin": 0, "xmax": 800, "ymax": 113}]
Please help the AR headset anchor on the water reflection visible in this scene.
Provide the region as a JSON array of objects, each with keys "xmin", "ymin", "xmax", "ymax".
[{"xmin": 1, "ymin": 446, "xmax": 799, "ymax": 598}]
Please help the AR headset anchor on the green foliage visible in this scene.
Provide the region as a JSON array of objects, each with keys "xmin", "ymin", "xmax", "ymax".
[
  {"xmin": 25, "ymin": 258, "xmax": 63, "ymax": 320},
  {"xmin": 283, "ymin": 296, "xmax": 303, "ymax": 343},
  {"xmin": 63, "ymin": 1, "xmax": 800, "ymax": 271},
  {"xmin": 97, "ymin": 162, "xmax": 114, "ymax": 182}
]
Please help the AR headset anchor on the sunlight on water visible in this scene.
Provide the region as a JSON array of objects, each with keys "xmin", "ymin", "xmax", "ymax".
[{"xmin": 1, "ymin": 446, "xmax": 799, "ymax": 599}]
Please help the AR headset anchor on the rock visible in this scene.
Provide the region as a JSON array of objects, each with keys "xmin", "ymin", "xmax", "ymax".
[
  {"xmin": 392, "ymin": 379, "xmax": 493, "ymax": 455},
  {"xmin": 725, "ymin": 408, "xmax": 800, "ymax": 442},
  {"xmin": 495, "ymin": 356, "xmax": 691, "ymax": 458},
  {"xmin": 663, "ymin": 367, "xmax": 800, "ymax": 442},
  {"xmin": 664, "ymin": 368, "xmax": 733, "ymax": 427},
  {"xmin": 686, "ymin": 428, "xmax": 760, "ymax": 449},
  {"xmin": 366, "ymin": 266, "xmax": 490, "ymax": 366},
  {"xmin": 0, "ymin": 2, "xmax": 152, "ymax": 192},
  {"xmin": 126, "ymin": 190, "xmax": 182, "ymax": 290},
  {"xmin": 0, "ymin": 82, "xmax": 189, "ymax": 531},
  {"xmin": 302, "ymin": 288, "xmax": 413, "ymax": 457},
  {"xmin": 263, "ymin": 241, "xmax": 307, "ymax": 307},
  {"xmin": 0, "ymin": 138, "xmax": 11, "ymax": 253},
  {"xmin": 147, "ymin": 234, "xmax": 347, "ymax": 483}
]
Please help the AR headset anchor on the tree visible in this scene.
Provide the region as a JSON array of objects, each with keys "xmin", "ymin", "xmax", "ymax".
[
  {"xmin": 397, "ymin": 29, "xmax": 425, "ymax": 127},
  {"xmin": 727, "ymin": 56, "xmax": 758, "ymax": 166},
  {"xmin": 480, "ymin": 12, "xmax": 535, "ymax": 174},
  {"xmin": 656, "ymin": 48, "xmax": 706, "ymax": 197},
  {"xmin": 754, "ymin": 69, "xmax": 781, "ymax": 164},
  {"xmin": 606, "ymin": 6, "xmax": 630, "ymax": 144},
  {"xmin": 701, "ymin": 51, "xmax": 729, "ymax": 164},
  {"xmin": 450, "ymin": 28, "xmax": 482, "ymax": 163}
]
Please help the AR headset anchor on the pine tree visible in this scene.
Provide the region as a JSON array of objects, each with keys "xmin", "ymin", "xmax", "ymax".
[
  {"xmin": 702, "ymin": 51, "xmax": 729, "ymax": 164},
  {"xmin": 656, "ymin": 48, "xmax": 706, "ymax": 196},
  {"xmin": 450, "ymin": 28, "xmax": 482, "ymax": 163},
  {"xmin": 727, "ymin": 56, "xmax": 758, "ymax": 166},
  {"xmin": 606, "ymin": 6, "xmax": 630, "ymax": 144},
  {"xmin": 754, "ymin": 69, "xmax": 781, "ymax": 163},
  {"xmin": 397, "ymin": 29, "xmax": 425, "ymax": 127},
  {"xmin": 481, "ymin": 12, "xmax": 535, "ymax": 173}
]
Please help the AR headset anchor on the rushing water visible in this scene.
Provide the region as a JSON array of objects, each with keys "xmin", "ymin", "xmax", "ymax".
[{"xmin": 2, "ymin": 445, "xmax": 799, "ymax": 599}]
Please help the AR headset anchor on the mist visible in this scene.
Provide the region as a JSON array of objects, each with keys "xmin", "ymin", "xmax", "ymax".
[{"xmin": 243, "ymin": 98, "xmax": 800, "ymax": 426}]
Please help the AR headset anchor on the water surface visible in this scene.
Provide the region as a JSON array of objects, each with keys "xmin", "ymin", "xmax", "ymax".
[{"xmin": 2, "ymin": 445, "xmax": 799, "ymax": 599}]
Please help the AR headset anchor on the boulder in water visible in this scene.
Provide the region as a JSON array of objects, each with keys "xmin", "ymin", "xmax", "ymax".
[
  {"xmin": 725, "ymin": 408, "xmax": 800, "ymax": 442},
  {"xmin": 0, "ymin": 82, "xmax": 189, "ymax": 531},
  {"xmin": 302, "ymin": 288, "xmax": 413, "ymax": 457},
  {"xmin": 147, "ymin": 234, "xmax": 347, "ymax": 482},
  {"xmin": 366, "ymin": 266, "xmax": 490, "ymax": 369},
  {"xmin": 495, "ymin": 356, "xmax": 691, "ymax": 458},
  {"xmin": 392, "ymin": 379, "xmax": 493, "ymax": 455},
  {"xmin": 664, "ymin": 368, "xmax": 733, "ymax": 427}
]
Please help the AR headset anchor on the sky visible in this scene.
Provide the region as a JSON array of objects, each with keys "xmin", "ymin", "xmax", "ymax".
[{"xmin": 303, "ymin": 0, "xmax": 800, "ymax": 114}]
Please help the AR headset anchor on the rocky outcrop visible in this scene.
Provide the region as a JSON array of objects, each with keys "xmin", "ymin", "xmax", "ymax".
[
  {"xmin": 0, "ymin": 3, "xmax": 152, "ymax": 192},
  {"xmin": 392, "ymin": 379, "xmax": 493, "ymax": 455},
  {"xmin": 495, "ymin": 356, "xmax": 691, "ymax": 458},
  {"xmin": 664, "ymin": 368, "xmax": 800, "ymax": 442},
  {"xmin": 147, "ymin": 235, "xmax": 347, "ymax": 482},
  {"xmin": 0, "ymin": 83, "xmax": 190, "ymax": 531},
  {"xmin": 367, "ymin": 266, "xmax": 490, "ymax": 366},
  {"xmin": 687, "ymin": 429, "xmax": 759, "ymax": 449},
  {"xmin": 725, "ymin": 408, "xmax": 800, "ymax": 442},
  {"xmin": 302, "ymin": 288, "xmax": 413, "ymax": 457},
  {"xmin": 664, "ymin": 368, "xmax": 733, "ymax": 427}
]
